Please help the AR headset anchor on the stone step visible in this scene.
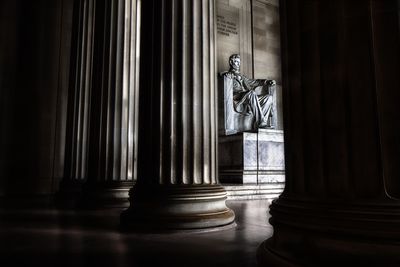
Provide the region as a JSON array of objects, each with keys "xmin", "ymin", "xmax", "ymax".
[{"xmin": 223, "ymin": 183, "xmax": 284, "ymax": 200}]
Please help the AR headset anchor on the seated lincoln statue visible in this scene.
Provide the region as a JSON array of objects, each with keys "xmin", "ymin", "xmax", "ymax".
[{"xmin": 220, "ymin": 54, "xmax": 276, "ymax": 131}]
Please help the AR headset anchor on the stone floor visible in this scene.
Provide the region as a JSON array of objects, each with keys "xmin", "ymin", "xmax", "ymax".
[{"xmin": 0, "ymin": 200, "xmax": 273, "ymax": 267}]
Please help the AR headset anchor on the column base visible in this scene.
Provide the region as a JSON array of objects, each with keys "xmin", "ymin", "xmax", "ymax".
[
  {"xmin": 257, "ymin": 239, "xmax": 300, "ymax": 267},
  {"xmin": 120, "ymin": 184, "xmax": 235, "ymax": 231},
  {"xmin": 55, "ymin": 179, "xmax": 84, "ymax": 209},
  {"xmin": 80, "ymin": 181, "xmax": 134, "ymax": 208},
  {"xmin": 257, "ymin": 197, "xmax": 400, "ymax": 266}
]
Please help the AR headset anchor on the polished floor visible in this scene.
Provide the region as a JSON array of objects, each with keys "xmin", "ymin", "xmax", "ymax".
[{"xmin": 0, "ymin": 200, "xmax": 273, "ymax": 267}]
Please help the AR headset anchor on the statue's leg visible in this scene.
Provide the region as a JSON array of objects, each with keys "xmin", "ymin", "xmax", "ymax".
[
  {"xmin": 246, "ymin": 91, "xmax": 265, "ymax": 128},
  {"xmin": 259, "ymin": 95, "xmax": 273, "ymax": 117},
  {"xmin": 258, "ymin": 95, "xmax": 273, "ymax": 127}
]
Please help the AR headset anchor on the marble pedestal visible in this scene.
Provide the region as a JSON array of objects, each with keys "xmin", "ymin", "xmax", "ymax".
[{"xmin": 219, "ymin": 129, "xmax": 285, "ymax": 184}]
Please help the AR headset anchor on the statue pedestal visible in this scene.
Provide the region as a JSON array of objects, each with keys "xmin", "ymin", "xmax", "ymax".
[{"xmin": 219, "ymin": 129, "xmax": 285, "ymax": 185}]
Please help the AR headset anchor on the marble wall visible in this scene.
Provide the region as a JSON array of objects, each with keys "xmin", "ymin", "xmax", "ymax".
[
  {"xmin": 216, "ymin": 0, "xmax": 253, "ymax": 77},
  {"xmin": 252, "ymin": 0, "xmax": 283, "ymax": 129}
]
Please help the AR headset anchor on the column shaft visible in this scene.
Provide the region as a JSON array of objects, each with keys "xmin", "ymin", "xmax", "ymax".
[
  {"xmin": 136, "ymin": 0, "xmax": 217, "ymax": 185},
  {"xmin": 57, "ymin": 0, "xmax": 140, "ymax": 208},
  {"xmin": 258, "ymin": 0, "xmax": 400, "ymax": 266}
]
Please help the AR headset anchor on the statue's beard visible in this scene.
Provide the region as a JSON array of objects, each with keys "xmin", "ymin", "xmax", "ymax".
[{"xmin": 230, "ymin": 66, "xmax": 240, "ymax": 73}]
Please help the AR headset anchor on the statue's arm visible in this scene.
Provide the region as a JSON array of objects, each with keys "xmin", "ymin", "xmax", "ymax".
[
  {"xmin": 242, "ymin": 76, "xmax": 260, "ymax": 90},
  {"xmin": 243, "ymin": 76, "xmax": 275, "ymax": 90}
]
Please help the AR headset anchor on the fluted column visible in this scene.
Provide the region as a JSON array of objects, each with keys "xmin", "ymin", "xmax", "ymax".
[
  {"xmin": 258, "ymin": 0, "xmax": 400, "ymax": 266},
  {"xmin": 57, "ymin": 0, "xmax": 140, "ymax": 208},
  {"xmin": 120, "ymin": 0, "xmax": 235, "ymax": 230}
]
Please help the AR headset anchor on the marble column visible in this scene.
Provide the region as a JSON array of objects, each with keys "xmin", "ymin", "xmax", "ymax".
[
  {"xmin": 120, "ymin": 0, "xmax": 235, "ymax": 230},
  {"xmin": 57, "ymin": 0, "xmax": 140, "ymax": 208},
  {"xmin": 257, "ymin": 0, "xmax": 400, "ymax": 266}
]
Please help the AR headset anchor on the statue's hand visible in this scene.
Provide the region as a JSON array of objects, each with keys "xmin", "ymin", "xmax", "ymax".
[{"xmin": 223, "ymin": 72, "xmax": 234, "ymax": 79}]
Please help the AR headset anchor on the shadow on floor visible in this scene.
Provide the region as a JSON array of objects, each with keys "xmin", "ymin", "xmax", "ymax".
[{"xmin": 0, "ymin": 200, "xmax": 273, "ymax": 267}]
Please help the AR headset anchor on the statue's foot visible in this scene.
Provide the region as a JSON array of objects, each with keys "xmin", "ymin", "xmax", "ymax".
[{"xmin": 258, "ymin": 121, "xmax": 269, "ymax": 128}]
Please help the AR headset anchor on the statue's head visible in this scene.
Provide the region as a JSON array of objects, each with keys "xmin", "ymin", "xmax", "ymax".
[{"xmin": 229, "ymin": 54, "xmax": 241, "ymax": 71}]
